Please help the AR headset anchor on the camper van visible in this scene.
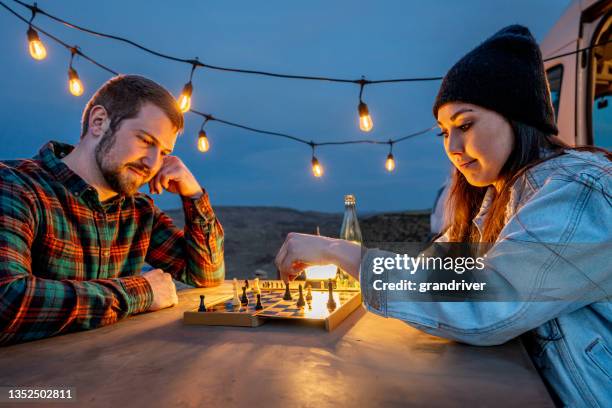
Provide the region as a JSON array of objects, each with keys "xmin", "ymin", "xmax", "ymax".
[{"xmin": 430, "ymin": 0, "xmax": 612, "ymax": 234}]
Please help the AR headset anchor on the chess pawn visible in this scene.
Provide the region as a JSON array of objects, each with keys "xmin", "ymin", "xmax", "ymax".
[
  {"xmin": 305, "ymin": 284, "xmax": 313, "ymax": 302},
  {"xmin": 198, "ymin": 295, "xmax": 207, "ymax": 312},
  {"xmin": 255, "ymin": 294, "xmax": 263, "ymax": 310},
  {"xmin": 253, "ymin": 277, "xmax": 261, "ymax": 295},
  {"xmin": 240, "ymin": 286, "xmax": 249, "ymax": 306}
]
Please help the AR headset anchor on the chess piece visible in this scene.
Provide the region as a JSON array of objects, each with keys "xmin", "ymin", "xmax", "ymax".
[
  {"xmin": 232, "ymin": 279, "xmax": 241, "ymax": 308},
  {"xmin": 305, "ymin": 284, "xmax": 312, "ymax": 302},
  {"xmin": 283, "ymin": 281, "xmax": 292, "ymax": 301},
  {"xmin": 253, "ymin": 277, "xmax": 261, "ymax": 295},
  {"xmin": 240, "ymin": 286, "xmax": 249, "ymax": 306},
  {"xmin": 326, "ymin": 279, "xmax": 336, "ymax": 311},
  {"xmin": 296, "ymin": 284, "xmax": 306, "ymax": 308},
  {"xmin": 244, "ymin": 279, "xmax": 249, "ymax": 289},
  {"xmin": 255, "ymin": 294, "xmax": 263, "ymax": 310},
  {"xmin": 198, "ymin": 295, "xmax": 207, "ymax": 312}
]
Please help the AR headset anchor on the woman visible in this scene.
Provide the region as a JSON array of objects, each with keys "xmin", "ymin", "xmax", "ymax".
[{"xmin": 275, "ymin": 26, "xmax": 611, "ymax": 407}]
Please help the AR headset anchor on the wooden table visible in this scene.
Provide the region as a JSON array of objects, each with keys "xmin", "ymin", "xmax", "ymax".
[{"xmin": 0, "ymin": 281, "xmax": 554, "ymax": 407}]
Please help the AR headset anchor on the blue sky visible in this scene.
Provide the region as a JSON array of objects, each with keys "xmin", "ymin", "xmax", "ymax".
[{"xmin": 0, "ymin": 0, "xmax": 571, "ymax": 212}]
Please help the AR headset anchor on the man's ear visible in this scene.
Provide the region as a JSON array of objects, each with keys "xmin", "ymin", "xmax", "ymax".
[{"xmin": 89, "ymin": 105, "xmax": 110, "ymax": 138}]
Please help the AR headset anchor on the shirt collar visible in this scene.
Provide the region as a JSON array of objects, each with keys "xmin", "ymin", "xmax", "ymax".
[
  {"xmin": 472, "ymin": 186, "xmax": 496, "ymax": 237},
  {"xmin": 36, "ymin": 140, "xmax": 92, "ymax": 198},
  {"xmin": 35, "ymin": 140, "xmax": 126, "ymax": 208}
]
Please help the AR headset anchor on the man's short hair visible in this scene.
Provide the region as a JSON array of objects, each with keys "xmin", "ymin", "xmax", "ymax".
[{"xmin": 81, "ymin": 75, "xmax": 184, "ymax": 139}]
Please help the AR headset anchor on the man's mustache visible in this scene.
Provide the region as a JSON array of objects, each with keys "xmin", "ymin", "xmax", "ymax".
[{"xmin": 125, "ymin": 163, "xmax": 151, "ymax": 178}]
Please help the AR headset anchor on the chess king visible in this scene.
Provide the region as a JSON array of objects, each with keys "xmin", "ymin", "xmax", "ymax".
[{"xmin": 0, "ymin": 75, "xmax": 225, "ymax": 346}]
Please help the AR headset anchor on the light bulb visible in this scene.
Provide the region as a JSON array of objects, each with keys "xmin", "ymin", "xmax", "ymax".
[
  {"xmin": 27, "ymin": 27, "xmax": 47, "ymax": 60},
  {"xmin": 311, "ymin": 156, "xmax": 323, "ymax": 177},
  {"xmin": 385, "ymin": 153, "xmax": 396, "ymax": 172},
  {"xmin": 358, "ymin": 102, "xmax": 373, "ymax": 132},
  {"xmin": 178, "ymin": 82, "xmax": 193, "ymax": 113},
  {"xmin": 68, "ymin": 67, "xmax": 84, "ymax": 96},
  {"xmin": 197, "ymin": 130, "xmax": 210, "ymax": 152}
]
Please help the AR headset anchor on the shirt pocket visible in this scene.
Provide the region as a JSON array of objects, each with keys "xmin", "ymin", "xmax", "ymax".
[
  {"xmin": 38, "ymin": 234, "xmax": 85, "ymax": 280},
  {"xmin": 585, "ymin": 338, "xmax": 612, "ymax": 380}
]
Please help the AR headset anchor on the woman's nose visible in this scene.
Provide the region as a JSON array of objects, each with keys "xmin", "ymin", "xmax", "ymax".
[{"xmin": 447, "ymin": 129, "xmax": 464, "ymax": 154}]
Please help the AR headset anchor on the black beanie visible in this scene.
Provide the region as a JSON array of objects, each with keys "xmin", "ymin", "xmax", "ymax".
[{"xmin": 433, "ymin": 25, "xmax": 558, "ymax": 135}]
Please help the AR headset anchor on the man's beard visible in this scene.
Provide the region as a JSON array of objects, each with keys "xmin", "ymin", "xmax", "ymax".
[{"xmin": 94, "ymin": 129, "xmax": 151, "ymax": 196}]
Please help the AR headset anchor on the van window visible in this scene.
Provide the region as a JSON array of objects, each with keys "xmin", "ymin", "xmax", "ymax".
[
  {"xmin": 546, "ymin": 65, "xmax": 563, "ymax": 122},
  {"xmin": 591, "ymin": 17, "xmax": 611, "ymax": 149}
]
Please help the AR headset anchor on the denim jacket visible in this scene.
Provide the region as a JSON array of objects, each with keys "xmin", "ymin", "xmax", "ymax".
[{"xmin": 359, "ymin": 149, "xmax": 611, "ymax": 407}]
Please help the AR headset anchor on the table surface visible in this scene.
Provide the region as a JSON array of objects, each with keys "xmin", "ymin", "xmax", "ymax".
[{"xmin": 0, "ymin": 281, "xmax": 554, "ymax": 408}]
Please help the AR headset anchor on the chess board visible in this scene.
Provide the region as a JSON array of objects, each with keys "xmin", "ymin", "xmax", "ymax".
[{"xmin": 183, "ymin": 280, "xmax": 362, "ymax": 331}]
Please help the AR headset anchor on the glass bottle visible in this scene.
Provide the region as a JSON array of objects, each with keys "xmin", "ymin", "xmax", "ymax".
[{"xmin": 338, "ymin": 194, "xmax": 362, "ymax": 288}]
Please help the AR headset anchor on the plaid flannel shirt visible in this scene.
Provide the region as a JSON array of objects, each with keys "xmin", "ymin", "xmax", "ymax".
[{"xmin": 0, "ymin": 141, "xmax": 224, "ymax": 345}]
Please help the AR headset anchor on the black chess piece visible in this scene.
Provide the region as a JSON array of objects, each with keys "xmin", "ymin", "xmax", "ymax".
[
  {"xmin": 296, "ymin": 284, "xmax": 306, "ymax": 308},
  {"xmin": 305, "ymin": 283, "xmax": 312, "ymax": 301},
  {"xmin": 255, "ymin": 294, "xmax": 263, "ymax": 310},
  {"xmin": 326, "ymin": 279, "xmax": 336, "ymax": 311},
  {"xmin": 244, "ymin": 279, "xmax": 249, "ymax": 289},
  {"xmin": 283, "ymin": 281, "xmax": 292, "ymax": 301},
  {"xmin": 240, "ymin": 286, "xmax": 249, "ymax": 306},
  {"xmin": 198, "ymin": 295, "xmax": 207, "ymax": 312}
]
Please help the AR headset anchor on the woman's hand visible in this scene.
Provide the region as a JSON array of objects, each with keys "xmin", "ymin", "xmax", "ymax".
[{"xmin": 274, "ymin": 232, "xmax": 362, "ymax": 282}]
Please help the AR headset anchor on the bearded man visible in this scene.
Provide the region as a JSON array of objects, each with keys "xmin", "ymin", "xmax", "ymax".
[{"xmin": 0, "ymin": 75, "xmax": 224, "ymax": 345}]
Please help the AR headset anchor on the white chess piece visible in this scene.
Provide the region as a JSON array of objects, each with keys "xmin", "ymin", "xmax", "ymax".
[
  {"xmin": 232, "ymin": 278, "xmax": 241, "ymax": 307},
  {"xmin": 253, "ymin": 277, "xmax": 261, "ymax": 295}
]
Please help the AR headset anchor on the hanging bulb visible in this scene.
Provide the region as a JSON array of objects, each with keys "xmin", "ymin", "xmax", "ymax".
[
  {"xmin": 358, "ymin": 102, "xmax": 373, "ymax": 132},
  {"xmin": 197, "ymin": 130, "xmax": 210, "ymax": 152},
  {"xmin": 385, "ymin": 153, "xmax": 396, "ymax": 172},
  {"xmin": 178, "ymin": 82, "xmax": 193, "ymax": 113},
  {"xmin": 311, "ymin": 156, "xmax": 323, "ymax": 178},
  {"xmin": 68, "ymin": 67, "xmax": 84, "ymax": 96},
  {"xmin": 27, "ymin": 27, "xmax": 47, "ymax": 60}
]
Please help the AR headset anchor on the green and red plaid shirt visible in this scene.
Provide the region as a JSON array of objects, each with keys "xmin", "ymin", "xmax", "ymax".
[{"xmin": 0, "ymin": 141, "xmax": 224, "ymax": 345}]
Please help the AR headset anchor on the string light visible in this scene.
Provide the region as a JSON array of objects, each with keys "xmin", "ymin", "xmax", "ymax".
[
  {"xmin": 310, "ymin": 144, "xmax": 323, "ymax": 178},
  {"xmin": 178, "ymin": 61, "xmax": 197, "ymax": 113},
  {"xmin": 67, "ymin": 47, "xmax": 83, "ymax": 96},
  {"xmin": 26, "ymin": 26, "xmax": 46, "ymax": 60},
  {"xmin": 0, "ymin": 0, "xmax": 506, "ymax": 178},
  {"xmin": 197, "ymin": 118, "xmax": 210, "ymax": 152},
  {"xmin": 358, "ymin": 79, "xmax": 373, "ymax": 132},
  {"xmin": 385, "ymin": 142, "xmax": 396, "ymax": 172},
  {"xmin": 2, "ymin": 0, "xmax": 602, "ymax": 178},
  {"xmin": 25, "ymin": 5, "xmax": 46, "ymax": 60}
]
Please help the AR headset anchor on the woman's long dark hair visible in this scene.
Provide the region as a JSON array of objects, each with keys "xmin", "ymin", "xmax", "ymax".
[{"xmin": 444, "ymin": 121, "xmax": 611, "ymax": 243}]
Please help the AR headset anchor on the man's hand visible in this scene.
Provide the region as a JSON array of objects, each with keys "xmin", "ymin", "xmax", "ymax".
[
  {"xmin": 274, "ymin": 232, "xmax": 362, "ymax": 282},
  {"xmin": 149, "ymin": 156, "xmax": 203, "ymax": 199},
  {"xmin": 142, "ymin": 269, "xmax": 179, "ymax": 311}
]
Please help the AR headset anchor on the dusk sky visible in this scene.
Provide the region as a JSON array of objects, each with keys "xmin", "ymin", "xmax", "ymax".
[{"xmin": 0, "ymin": 0, "xmax": 572, "ymax": 213}]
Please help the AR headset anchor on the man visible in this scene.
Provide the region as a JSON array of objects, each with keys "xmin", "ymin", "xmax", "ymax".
[{"xmin": 0, "ymin": 75, "xmax": 224, "ymax": 345}]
